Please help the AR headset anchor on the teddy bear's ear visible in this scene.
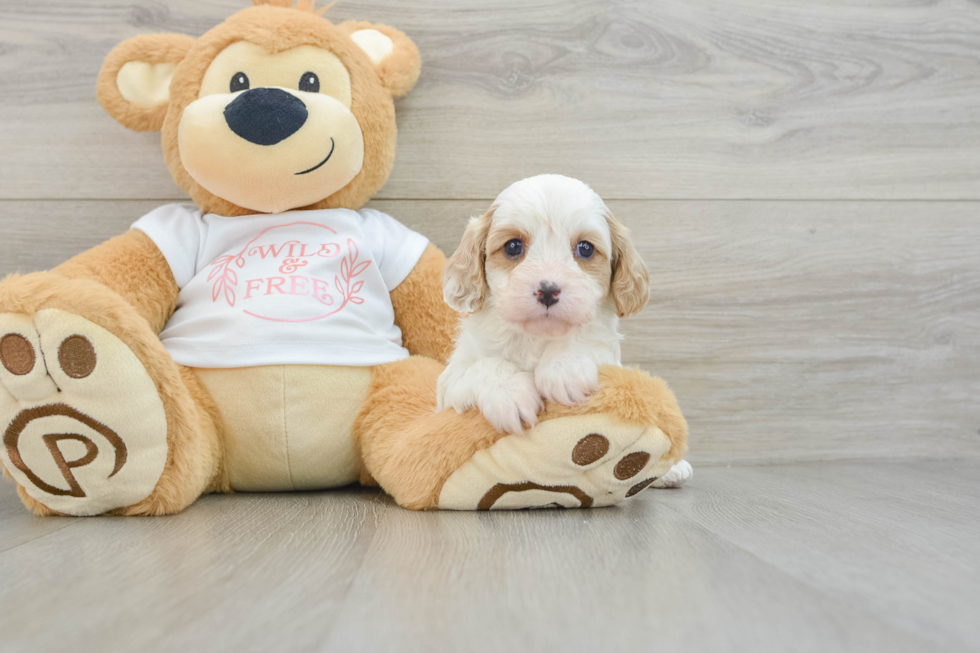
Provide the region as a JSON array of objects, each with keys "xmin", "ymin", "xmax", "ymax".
[
  {"xmin": 340, "ymin": 22, "xmax": 421, "ymax": 98},
  {"xmin": 97, "ymin": 34, "xmax": 196, "ymax": 132}
]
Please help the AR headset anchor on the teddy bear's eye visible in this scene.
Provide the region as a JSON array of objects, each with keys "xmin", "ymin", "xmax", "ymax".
[
  {"xmin": 230, "ymin": 72, "xmax": 250, "ymax": 93},
  {"xmin": 504, "ymin": 239, "xmax": 524, "ymax": 259},
  {"xmin": 299, "ymin": 72, "xmax": 320, "ymax": 93}
]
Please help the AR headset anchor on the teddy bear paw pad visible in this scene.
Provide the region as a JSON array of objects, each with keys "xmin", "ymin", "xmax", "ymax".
[
  {"xmin": 438, "ymin": 414, "xmax": 675, "ymax": 510},
  {"xmin": 0, "ymin": 310, "xmax": 168, "ymax": 516}
]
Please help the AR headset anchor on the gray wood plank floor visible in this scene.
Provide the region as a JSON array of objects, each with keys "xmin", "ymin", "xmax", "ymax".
[{"xmin": 1, "ymin": 460, "xmax": 977, "ymax": 653}]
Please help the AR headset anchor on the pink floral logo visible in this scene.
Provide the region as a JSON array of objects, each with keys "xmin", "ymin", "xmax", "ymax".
[
  {"xmin": 208, "ymin": 254, "xmax": 241, "ymax": 307},
  {"xmin": 206, "ymin": 222, "xmax": 371, "ymax": 323}
]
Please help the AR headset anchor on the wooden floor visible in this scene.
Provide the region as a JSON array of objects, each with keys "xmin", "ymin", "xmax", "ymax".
[
  {"xmin": 1, "ymin": 460, "xmax": 977, "ymax": 653},
  {"xmin": 2, "ymin": 0, "xmax": 980, "ymax": 650}
]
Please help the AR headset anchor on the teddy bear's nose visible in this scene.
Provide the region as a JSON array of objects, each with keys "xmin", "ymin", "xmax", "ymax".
[{"xmin": 223, "ymin": 88, "xmax": 308, "ymax": 146}]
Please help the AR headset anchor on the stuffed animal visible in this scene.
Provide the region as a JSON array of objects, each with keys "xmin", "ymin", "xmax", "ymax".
[{"xmin": 0, "ymin": 0, "xmax": 688, "ymax": 516}]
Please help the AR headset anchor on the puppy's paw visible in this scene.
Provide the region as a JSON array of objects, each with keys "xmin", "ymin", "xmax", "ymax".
[
  {"xmin": 478, "ymin": 372, "xmax": 543, "ymax": 435},
  {"xmin": 535, "ymin": 356, "xmax": 599, "ymax": 406},
  {"xmin": 651, "ymin": 460, "xmax": 693, "ymax": 488}
]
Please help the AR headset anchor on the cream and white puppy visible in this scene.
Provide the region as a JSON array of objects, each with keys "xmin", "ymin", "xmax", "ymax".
[{"xmin": 437, "ymin": 174, "xmax": 649, "ymax": 434}]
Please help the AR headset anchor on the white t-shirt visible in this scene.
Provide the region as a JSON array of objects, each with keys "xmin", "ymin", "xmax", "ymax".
[{"xmin": 133, "ymin": 204, "xmax": 429, "ymax": 368}]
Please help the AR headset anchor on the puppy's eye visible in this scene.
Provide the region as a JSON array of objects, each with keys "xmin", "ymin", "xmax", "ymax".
[
  {"xmin": 230, "ymin": 72, "xmax": 250, "ymax": 93},
  {"xmin": 576, "ymin": 241, "xmax": 595, "ymax": 259},
  {"xmin": 299, "ymin": 72, "xmax": 320, "ymax": 93},
  {"xmin": 503, "ymin": 239, "xmax": 524, "ymax": 259}
]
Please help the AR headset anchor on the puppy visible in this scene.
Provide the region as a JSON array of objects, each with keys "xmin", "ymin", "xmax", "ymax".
[{"xmin": 437, "ymin": 174, "xmax": 649, "ymax": 434}]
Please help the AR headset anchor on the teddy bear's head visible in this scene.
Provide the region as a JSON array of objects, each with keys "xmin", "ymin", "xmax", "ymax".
[{"xmin": 97, "ymin": 0, "xmax": 420, "ymax": 216}]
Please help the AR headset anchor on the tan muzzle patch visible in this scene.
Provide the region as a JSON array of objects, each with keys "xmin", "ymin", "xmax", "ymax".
[{"xmin": 179, "ymin": 90, "xmax": 364, "ymax": 214}]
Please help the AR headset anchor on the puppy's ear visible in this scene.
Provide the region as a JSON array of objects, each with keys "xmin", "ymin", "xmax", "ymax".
[
  {"xmin": 607, "ymin": 211, "xmax": 650, "ymax": 318},
  {"xmin": 444, "ymin": 209, "xmax": 493, "ymax": 313},
  {"xmin": 97, "ymin": 34, "xmax": 196, "ymax": 132}
]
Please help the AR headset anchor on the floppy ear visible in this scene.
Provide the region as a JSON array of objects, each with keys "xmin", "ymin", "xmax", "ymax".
[
  {"xmin": 339, "ymin": 21, "xmax": 421, "ymax": 98},
  {"xmin": 607, "ymin": 211, "xmax": 650, "ymax": 318},
  {"xmin": 97, "ymin": 33, "xmax": 196, "ymax": 132},
  {"xmin": 444, "ymin": 209, "xmax": 494, "ymax": 314}
]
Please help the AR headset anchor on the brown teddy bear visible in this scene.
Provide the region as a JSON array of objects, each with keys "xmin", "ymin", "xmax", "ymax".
[{"xmin": 0, "ymin": 0, "xmax": 687, "ymax": 516}]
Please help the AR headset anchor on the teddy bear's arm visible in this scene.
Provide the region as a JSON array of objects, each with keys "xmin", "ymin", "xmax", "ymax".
[
  {"xmin": 390, "ymin": 244, "xmax": 459, "ymax": 364},
  {"xmin": 53, "ymin": 230, "xmax": 179, "ymax": 334}
]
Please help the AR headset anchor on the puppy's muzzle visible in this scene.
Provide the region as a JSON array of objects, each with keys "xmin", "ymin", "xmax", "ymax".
[
  {"xmin": 536, "ymin": 281, "xmax": 561, "ymax": 308},
  {"xmin": 224, "ymin": 88, "xmax": 308, "ymax": 146}
]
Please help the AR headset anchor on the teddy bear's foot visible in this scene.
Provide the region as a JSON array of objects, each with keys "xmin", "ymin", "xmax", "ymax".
[
  {"xmin": 0, "ymin": 309, "xmax": 168, "ymax": 516},
  {"xmin": 438, "ymin": 413, "xmax": 674, "ymax": 510}
]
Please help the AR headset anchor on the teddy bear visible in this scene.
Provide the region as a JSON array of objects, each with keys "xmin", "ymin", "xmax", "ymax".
[{"xmin": 0, "ymin": 0, "xmax": 688, "ymax": 516}]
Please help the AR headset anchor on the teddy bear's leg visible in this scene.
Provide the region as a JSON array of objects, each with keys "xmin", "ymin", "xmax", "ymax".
[
  {"xmin": 355, "ymin": 357, "xmax": 688, "ymax": 510},
  {"xmin": 0, "ymin": 273, "xmax": 224, "ymax": 516}
]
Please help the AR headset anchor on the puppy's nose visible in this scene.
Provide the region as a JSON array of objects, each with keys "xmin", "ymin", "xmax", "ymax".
[
  {"xmin": 224, "ymin": 88, "xmax": 308, "ymax": 146},
  {"xmin": 536, "ymin": 282, "xmax": 561, "ymax": 308}
]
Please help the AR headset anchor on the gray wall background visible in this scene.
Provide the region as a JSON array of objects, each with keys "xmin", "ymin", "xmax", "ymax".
[{"xmin": 2, "ymin": 0, "xmax": 979, "ymax": 465}]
